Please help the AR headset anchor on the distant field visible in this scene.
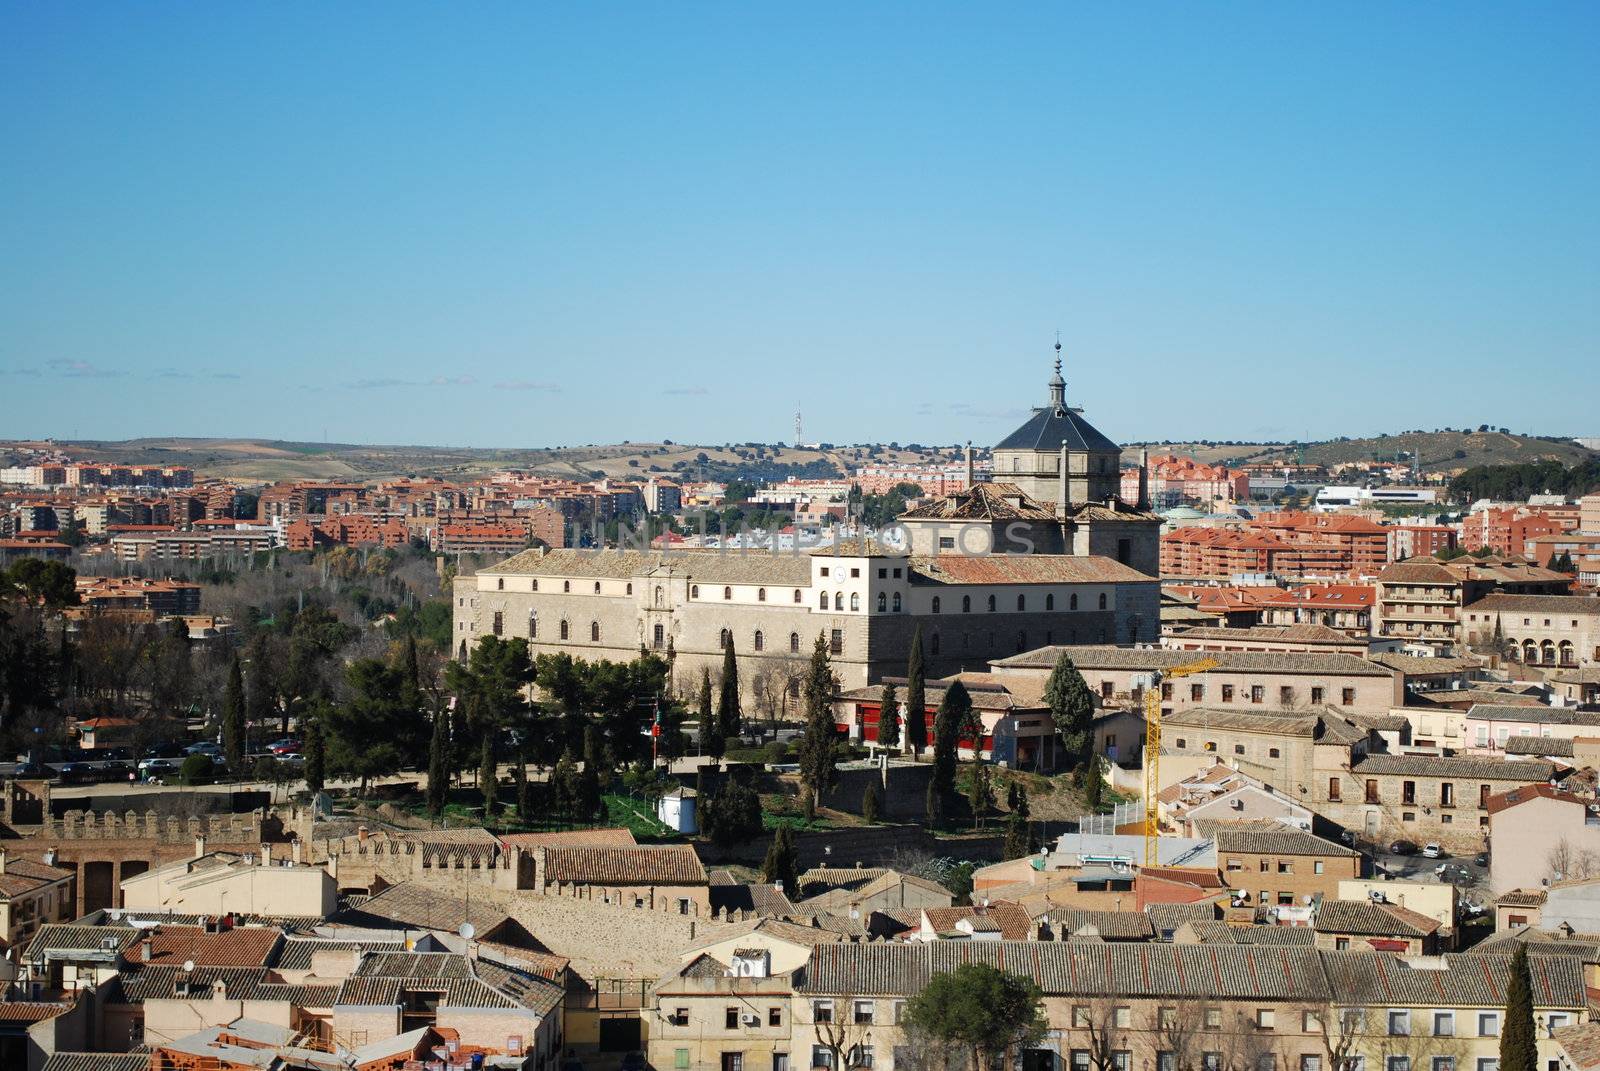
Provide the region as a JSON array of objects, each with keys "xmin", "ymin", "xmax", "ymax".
[{"xmin": 1131, "ymin": 431, "xmax": 1595, "ymax": 473}]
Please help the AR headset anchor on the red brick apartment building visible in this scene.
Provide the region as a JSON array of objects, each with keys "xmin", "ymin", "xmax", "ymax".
[
  {"xmin": 1162, "ymin": 511, "xmax": 1390, "ymax": 579},
  {"xmin": 1462, "ymin": 506, "xmax": 1575, "ymax": 559},
  {"xmin": 283, "ymin": 515, "xmax": 411, "ymax": 550}
]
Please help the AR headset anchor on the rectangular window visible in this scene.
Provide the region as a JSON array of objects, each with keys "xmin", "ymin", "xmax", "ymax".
[
  {"xmin": 1280, "ymin": 686, "xmax": 1294, "ymax": 705},
  {"xmin": 1191, "ymin": 683, "xmax": 1204, "ymax": 701},
  {"xmin": 1251, "ymin": 685, "xmax": 1265, "ymax": 704},
  {"xmin": 675, "ymin": 1050, "xmax": 690, "ymax": 1070},
  {"xmin": 1071, "ymin": 1055, "xmax": 1091, "ymax": 1071},
  {"xmin": 1113, "ymin": 1006, "xmax": 1131, "ymax": 1028},
  {"xmin": 1434, "ymin": 1012, "xmax": 1454, "ymax": 1036},
  {"xmin": 812, "ymin": 1047, "xmax": 833, "ymax": 1070},
  {"xmin": 726, "ymin": 1008, "xmax": 739, "ymax": 1029},
  {"xmin": 1222, "ymin": 685, "xmax": 1235, "ymax": 702},
  {"xmin": 1430, "ymin": 1060, "xmax": 1453, "ymax": 1071},
  {"xmin": 1314, "ymin": 860, "xmax": 1324, "ymax": 874},
  {"xmin": 1343, "ymin": 688, "xmax": 1356, "ymax": 705},
  {"xmin": 1101, "ymin": 681, "xmax": 1114, "ymax": 699},
  {"xmin": 813, "ymin": 1000, "xmax": 833, "ymax": 1023},
  {"xmin": 1402, "ymin": 781, "xmax": 1416, "ymax": 805},
  {"xmin": 1440, "ymin": 783, "xmax": 1455, "ymax": 807},
  {"xmin": 1386, "ymin": 1061, "xmax": 1410, "ymax": 1071},
  {"xmin": 1388, "ymin": 1010, "xmax": 1410, "ymax": 1036},
  {"xmin": 1301, "ymin": 1058, "xmax": 1322, "ymax": 1071},
  {"xmin": 769, "ymin": 1008, "xmax": 782, "ymax": 1027},
  {"xmin": 1366, "ymin": 779, "xmax": 1379, "ymax": 803},
  {"xmin": 1072, "ymin": 1006, "xmax": 1091, "ymax": 1029},
  {"xmin": 1204, "ymin": 1008, "xmax": 1222, "ymax": 1030},
  {"xmin": 1311, "ymin": 687, "xmax": 1325, "ymax": 704},
  {"xmin": 853, "ymin": 1000, "xmax": 874, "ymax": 1025},
  {"xmin": 1329, "ymin": 777, "xmax": 1342, "ymax": 801},
  {"xmin": 829, "ymin": 629, "xmax": 843, "ymax": 655},
  {"xmin": 1257, "ymin": 1008, "xmax": 1275, "ymax": 1030}
]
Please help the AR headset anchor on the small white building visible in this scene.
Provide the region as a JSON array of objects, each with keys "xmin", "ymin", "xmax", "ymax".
[{"xmin": 657, "ymin": 786, "xmax": 698, "ymax": 835}]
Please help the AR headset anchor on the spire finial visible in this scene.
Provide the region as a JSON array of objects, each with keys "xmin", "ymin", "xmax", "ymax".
[{"xmin": 1048, "ymin": 334, "xmax": 1066, "ymax": 410}]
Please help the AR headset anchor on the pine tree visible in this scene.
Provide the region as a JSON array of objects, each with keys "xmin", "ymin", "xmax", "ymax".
[
  {"xmin": 905, "ymin": 625, "xmax": 927, "ymax": 756},
  {"xmin": 795, "ymin": 635, "xmax": 839, "ymax": 819},
  {"xmin": 1500, "ymin": 943, "xmax": 1537, "ymax": 1071},
  {"xmin": 222, "ymin": 655, "xmax": 246, "ymax": 774},
  {"xmin": 699, "ymin": 667, "xmax": 723, "ymax": 759},
  {"xmin": 877, "ymin": 681, "xmax": 900, "ymax": 751},
  {"xmin": 862, "ymin": 779, "xmax": 883, "ymax": 824},
  {"xmin": 761, "ymin": 824, "xmax": 800, "ymax": 897},
  {"xmin": 426, "ymin": 706, "xmax": 450, "ymax": 817},
  {"xmin": 1044, "ymin": 652, "xmax": 1097, "ymax": 773},
  {"xmin": 717, "ymin": 641, "xmax": 741, "ymax": 744}
]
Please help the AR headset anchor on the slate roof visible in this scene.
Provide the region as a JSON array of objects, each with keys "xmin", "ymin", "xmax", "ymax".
[
  {"xmin": 1314, "ymin": 900, "xmax": 1440, "ymax": 938},
  {"xmin": 541, "ymin": 844, "xmax": 706, "ymax": 885},
  {"xmin": 800, "ymin": 942, "xmax": 1331, "ymax": 999},
  {"xmin": 1203, "ymin": 821, "xmax": 1361, "ymax": 859},
  {"xmin": 991, "ymin": 645, "xmax": 1392, "ymax": 676},
  {"xmin": 995, "ymin": 406, "xmax": 1122, "ymax": 454}
]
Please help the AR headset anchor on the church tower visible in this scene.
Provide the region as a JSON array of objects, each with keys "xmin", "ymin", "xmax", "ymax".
[{"xmin": 990, "ymin": 339, "xmax": 1123, "ymax": 507}]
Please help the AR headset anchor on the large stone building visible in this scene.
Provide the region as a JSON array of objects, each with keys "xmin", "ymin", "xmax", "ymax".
[{"xmin": 453, "ymin": 345, "xmax": 1163, "ymax": 697}]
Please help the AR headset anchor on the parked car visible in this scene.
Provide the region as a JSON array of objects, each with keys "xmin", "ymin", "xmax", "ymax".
[
  {"xmin": 138, "ymin": 756, "xmax": 183, "ymax": 779},
  {"xmin": 142, "ymin": 742, "xmax": 185, "ymax": 760},
  {"xmin": 57, "ymin": 761, "xmax": 95, "ymax": 784},
  {"xmin": 186, "ymin": 741, "xmax": 223, "ymax": 757},
  {"xmin": 8, "ymin": 761, "xmax": 46, "ymax": 778},
  {"xmin": 1474, "ymin": 852, "xmax": 1489, "ymax": 867},
  {"xmin": 1436, "ymin": 863, "xmax": 1473, "ymax": 885},
  {"xmin": 268, "ymin": 738, "xmax": 302, "ymax": 756},
  {"xmin": 1421, "ymin": 843, "xmax": 1444, "ymax": 859},
  {"xmin": 1389, "ymin": 840, "xmax": 1417, "ymax": 855},
  {"xmin": 620, "ymin": 1053, "xmax": 648, "ymax": 1071}
]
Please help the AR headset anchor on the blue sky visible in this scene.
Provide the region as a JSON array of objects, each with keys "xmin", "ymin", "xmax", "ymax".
[{"xmin": 2, "ymin": 4, "xmax": 1597, "ymax": 449}]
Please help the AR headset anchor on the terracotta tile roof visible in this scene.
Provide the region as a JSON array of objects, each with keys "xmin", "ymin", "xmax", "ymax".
[
  {"xmin": 270, "ymin": 936, "xmax": 403, "ymax": 972},
  {"xmin": 797, "ymin": 867, "xmax": 891, "ymax": 896},
  {"xmin": 898, "ymin": 482, "xmax": 1059, "ymax": 522},
  {"xmin": 1350, "ymin": 753, "xmax": 1554, "ymax": 781},
  {"xmin": 918, "ymin": 903, "xmax": 1032, "ymax": 940},
  {"xmin": 26, "ymin": 924, "xmax": 140, "ymax": 959},
  {"xmin": 337, "ymin": 950, "xmax": 563, "ymax": 1015},
  {"xmin": 1552, "ymin": 1022, "xmax": 1600, "ymax": 1071},
  {"xmin": 1504, "ymin": 732, "xmax": 1577, "ymax": 757},
  {"xmin": 1202, "ymin": 821, "xmax": 1360, "ymax": 858},
  {"xmin": 341, "ymin": 882, "xmax": 512, "ymax": 935},
  {"xmin": 1162, "ymin": 707, "xmax": 1319, "ymax": 737},
  {"xmin": 114, "ymin": 964, "xmax": 338, "ymax": 1006},
  {"xmin": 1144, "ymin": 901, "xmax": 1220, "ymax": 934},
  {"xmin": 1314, "ymin": 899, "xmax": 1440, "ymax": 938},
  {"xmin": 1044, "ymin": 910, "xmax": 1155, "ymax": 941},
  {"xmin": 907, "ymin": 555, "xmax": 1153, "ymax": 586},
  {"xmin": 0, "ymin": 1002, "xmax": 70, "ymax": 1023},
  {"xmin": 1494, "ymin": 889, "xmax": 1549, "ymax": 908},
  {"xmin": 541, "ymin": 844, "xmax": 706, "ymax": 886},
  {"xmin": 1376, "ymin": 560, "xmax": 1461, "ymax": 584},
  {"xmin": 1181, "ymin": 921, "xmax": 1315, "ymax": 947},
  {"xmin": 707, "ymin": 877, "xmax": 796, "ymax": 917},
  {"xmin": 500, "ymin": 827, "xmax": 637, "ymax": 850},
  {"xmin": 801, "ymin": 942, "xmax": 1333, "ymax": 999},
  {"xmin": 1468, "ymin": 704, "xmax": 1600, "ymax": 727},
  {"xmin": 1485, "ymin": 783, "xmax": 1592, "ymax": 816},
  {"xmin": 1325, "ymin": 951, "xmax": 1584, "ymax": 1008},
  {"xmin": 121, "ymin": 926, "xmax": 282, "ymax": 968},
  {"xmin": 992, "ymin": 645, "xmax": 1393, "ymax": 676},
  {"xmin": 1466, "ymin": 593, "xmax": 1600, "ymax": 616},
  {"xmin": 481, "ymin": 547, "xmax": 813, "ymax": 586}
]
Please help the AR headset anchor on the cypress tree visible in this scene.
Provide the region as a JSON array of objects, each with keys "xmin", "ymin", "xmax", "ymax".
[
  {"xmin": 578, "ymin": 724, "xmax": 604, "ymax": 820},
  {"xmin": 795, "ymin": 635, "xmax": 839, "ymax": 820},
  {"xmin": 426, "ymin": 706, "xmax": 450, "ymax": 817},
  {"xmin": 877, "ymin": 681, "xmax": 900, "ymax": 750},
  {"xmin": 761, "ymin": 824, "xmax": 800, "ymax": 897},
  {"xmin": 302, "ymin": 713, "xmax": 325, "ymax": 795},
  {"xmin": 479, "ymin": 730, "xmax": 497, "ymax": 818},
  {"xmin": 717, "ymin": 641, "xmax": 741, "ymax": 744},
  {"xmin": 1002, "ymin": 811, "xmax": 1030, "ymax": 860},
  {"xmin": 699, "ymin": 667, "xmax": 724, "ymax": 759},
  {"xmin": 1500, "ymin": 943, "xmax": 1537, "ymax": 1071},
  {"xmin": 1082, "ymin": 757, "xmax": 1104, "ymax": 812},
  {"xmin": 1043, "ymin": 652, "xmax": 1097, "ymax": 773},
  {"xmin": 862, "ymin": 779, "xmax": 883, "ymax": 824},
  {"xmin": 929, "ymin": 680, "xmax": 968, "ymax": 823},
  {"xmin": 222, "ymin": 655, "xmax": 246, "ymax": 774},
  {"xmin": 905, "ymin": 625, "xmax": 927, "ymax": 755}
]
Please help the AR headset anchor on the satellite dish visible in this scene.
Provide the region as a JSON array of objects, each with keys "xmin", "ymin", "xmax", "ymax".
[
  {"xmin": 182, "ymin": 959, "xmax": 195, "ymax": 973},
  {"xmin": 458, "ymin": 922, "xmax": 475, "ymax": 940}
]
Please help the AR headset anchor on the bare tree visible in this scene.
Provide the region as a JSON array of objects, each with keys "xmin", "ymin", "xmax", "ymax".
[
  {"xmin": 811, "ymin": 995, "xmax": 876, "ymax": 1071},
  {"xmin": 1547, "ymin": 838, "xmax": 1600, "ymax": 884},
  {"xmin": 1080, "ymin": 999, "xmax": 1131, "ymax": 1071}
]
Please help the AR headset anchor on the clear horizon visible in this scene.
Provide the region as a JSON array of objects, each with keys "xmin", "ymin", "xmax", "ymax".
[{"xmin": 3, "ymin": 4, "xmax": 1597, "ymax": 448}]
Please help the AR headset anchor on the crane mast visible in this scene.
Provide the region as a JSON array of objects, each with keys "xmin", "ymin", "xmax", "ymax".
[{"xmin": 1143, "ymin": 656, "xmax": 1219, "ymax": 867}]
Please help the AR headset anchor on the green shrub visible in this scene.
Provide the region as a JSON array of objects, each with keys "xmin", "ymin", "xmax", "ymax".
[{"xmin": 180, "ymin": 754, "xmax": 215, "ymax": 786}]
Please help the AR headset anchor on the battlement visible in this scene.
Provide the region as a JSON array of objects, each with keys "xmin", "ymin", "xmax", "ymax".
[{"xmin": 39, "ymin": 809, "xmax": 264, "ymax": 844}]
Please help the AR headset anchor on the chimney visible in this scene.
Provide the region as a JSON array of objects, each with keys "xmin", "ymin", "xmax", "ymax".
[
  {"xmin": 43, "ymin": 848, "xmax": 57, "ymax": 867},
  {"xmin": 0, "ymin": 848, "xmax": 7, "ymax": 874},
  {"xmin": 964, "ymin": 441, "xmax": 974, "ymax": 488},
  {"xmin": 194, "ymin": 834, "xmax": 206, "ymax": 859},
  {"xmin": 260, "ymin": 844, "xmax": 273, "ymax": 866},
  {"xmin": 140, "ymin": 936, "xmax": 154, "ymax": 962},
  {"xmin": 291, "ymin": 839, "xmax": 302, "ymax": 865},
  {"xmin": 1138, "ymin": 447, "xmax": 1150, "ymax": 510}
]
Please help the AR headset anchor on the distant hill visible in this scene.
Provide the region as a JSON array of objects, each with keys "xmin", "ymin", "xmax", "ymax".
[
  {"xmin": 12, "ymin": 437, "xmax": 964, "ymax": 484},
  {"xmin": 1131, "ymin": 431, "xmax": 1596, "ymax": 475}
]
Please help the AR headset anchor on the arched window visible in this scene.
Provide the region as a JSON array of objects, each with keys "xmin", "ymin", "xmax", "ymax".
[
  {"xmin": 626, "ymin": 582, "xmax": 633, "ymax": 595},
  {"xmin": 497, "ymin": 577, "xmax": 504, "ymax": 590},
  {"xmin": 931, "ymin": 633, "xmax": 941, "ymax": 655},
  {"xmin": 559, "ymin": 619, "xmax": 570, "ymax": 640},
  {"xmin": 723, "ymin": 586, "xmax": 733, "ymax": 601},
  {"xmin": 593, "ymin": 581, "xmax": 601, "ymax": 594},
  {"xmin": 458, "ymin": 639, "xmax": 468, "ymax": 662},
  {"xmin": 720, "ymin": 628, "xmax": 732, "ymax": 649},
  {"xmin": 819, "ymin": 592, "xmax": 829, "ymax": 610},
  {"xmin": 793, "ymin": 589, "xmax": 802, "ymax": 603},
  {"xmin": 1070, "ymin": 593, "xmax": 1079, "ymax": 611},
  {"xmin": 1523, "ymin": 639, "xmax": 1538, "ymax": 663},
  {"xmin": 528, "ymin": 612, "xmax": 538, "ymax": 638},
  {"xmin": 850, "ymin": 592, "xmax": 860, "ymax": 611},
  {"xmin": 1046, "ymin": 594, "xmax": 1054, "ymax": 611},
  {"xmin": 563, "ymin": 581, "xmax": 571, "ymax": 593},
  {"xmin": 892, "ymin": 592, "xmax": 901, "ymax": 612},
  {"xmin": 1017, "ymin": 594, "xmax": 1026, "ymax": 612},
  {"xmin": 876, "ymin": 592, "xmax": 887, "ymax": 612},
  {"xmin": 790, "ymin": 632, "xmax": 801, "ymax": 653},
  {"xmin": 758, "ymin": 587, "xmax": 767, "ymax": 602},
  {"xmin": 532, "ymin": 579, "xmax": 539, "ymax": 592},
  {"xmin": 754, "ymin": 630, "xmax": 765, "ymax": 652},
  {"xmin": 932, "ymin": 596, "xmax": 942, "ymax": 614},
  {"xmin": 1542, "ymin": 640, "xmax": 1557, "ymax": 665},
  {"xmin": 962, "ymin": 596, "xmax": 971, "ymax": 613},
  {"xmin": 590, "ymin": 620, "xmax": 600, "ymax": 642},
  {"xmin": 834, "ymin": 592, "xmax": 844, "ymax": 611},
  {"xmin": 1560, "ymin": 640, "xmax": 1575, "ymax": 666},
  {"xmin": 987, "ymin": 595, "xmax": 996, "ymax": 613},
  {"xmin": 654, "ymin": 586, "xmax": 663, "ymax": 608},
  {"xmin": 691, "ymin": 585, "xmax": 700, "ymax": 598},
  {"xmin": 1098, "ymin": 593, "xmax": 1108, "ymax": 610}
]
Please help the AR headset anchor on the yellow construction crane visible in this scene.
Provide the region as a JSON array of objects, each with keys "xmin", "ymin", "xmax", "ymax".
[{"xmin": 1144, "ymin": 656, "xmax": 1219, "ymax": 867}]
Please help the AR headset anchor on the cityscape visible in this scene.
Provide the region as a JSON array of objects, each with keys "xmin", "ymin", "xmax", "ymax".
[{"xmin": 3, "ymin": 7, "xmax": 1600, "ymax": 1071}]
